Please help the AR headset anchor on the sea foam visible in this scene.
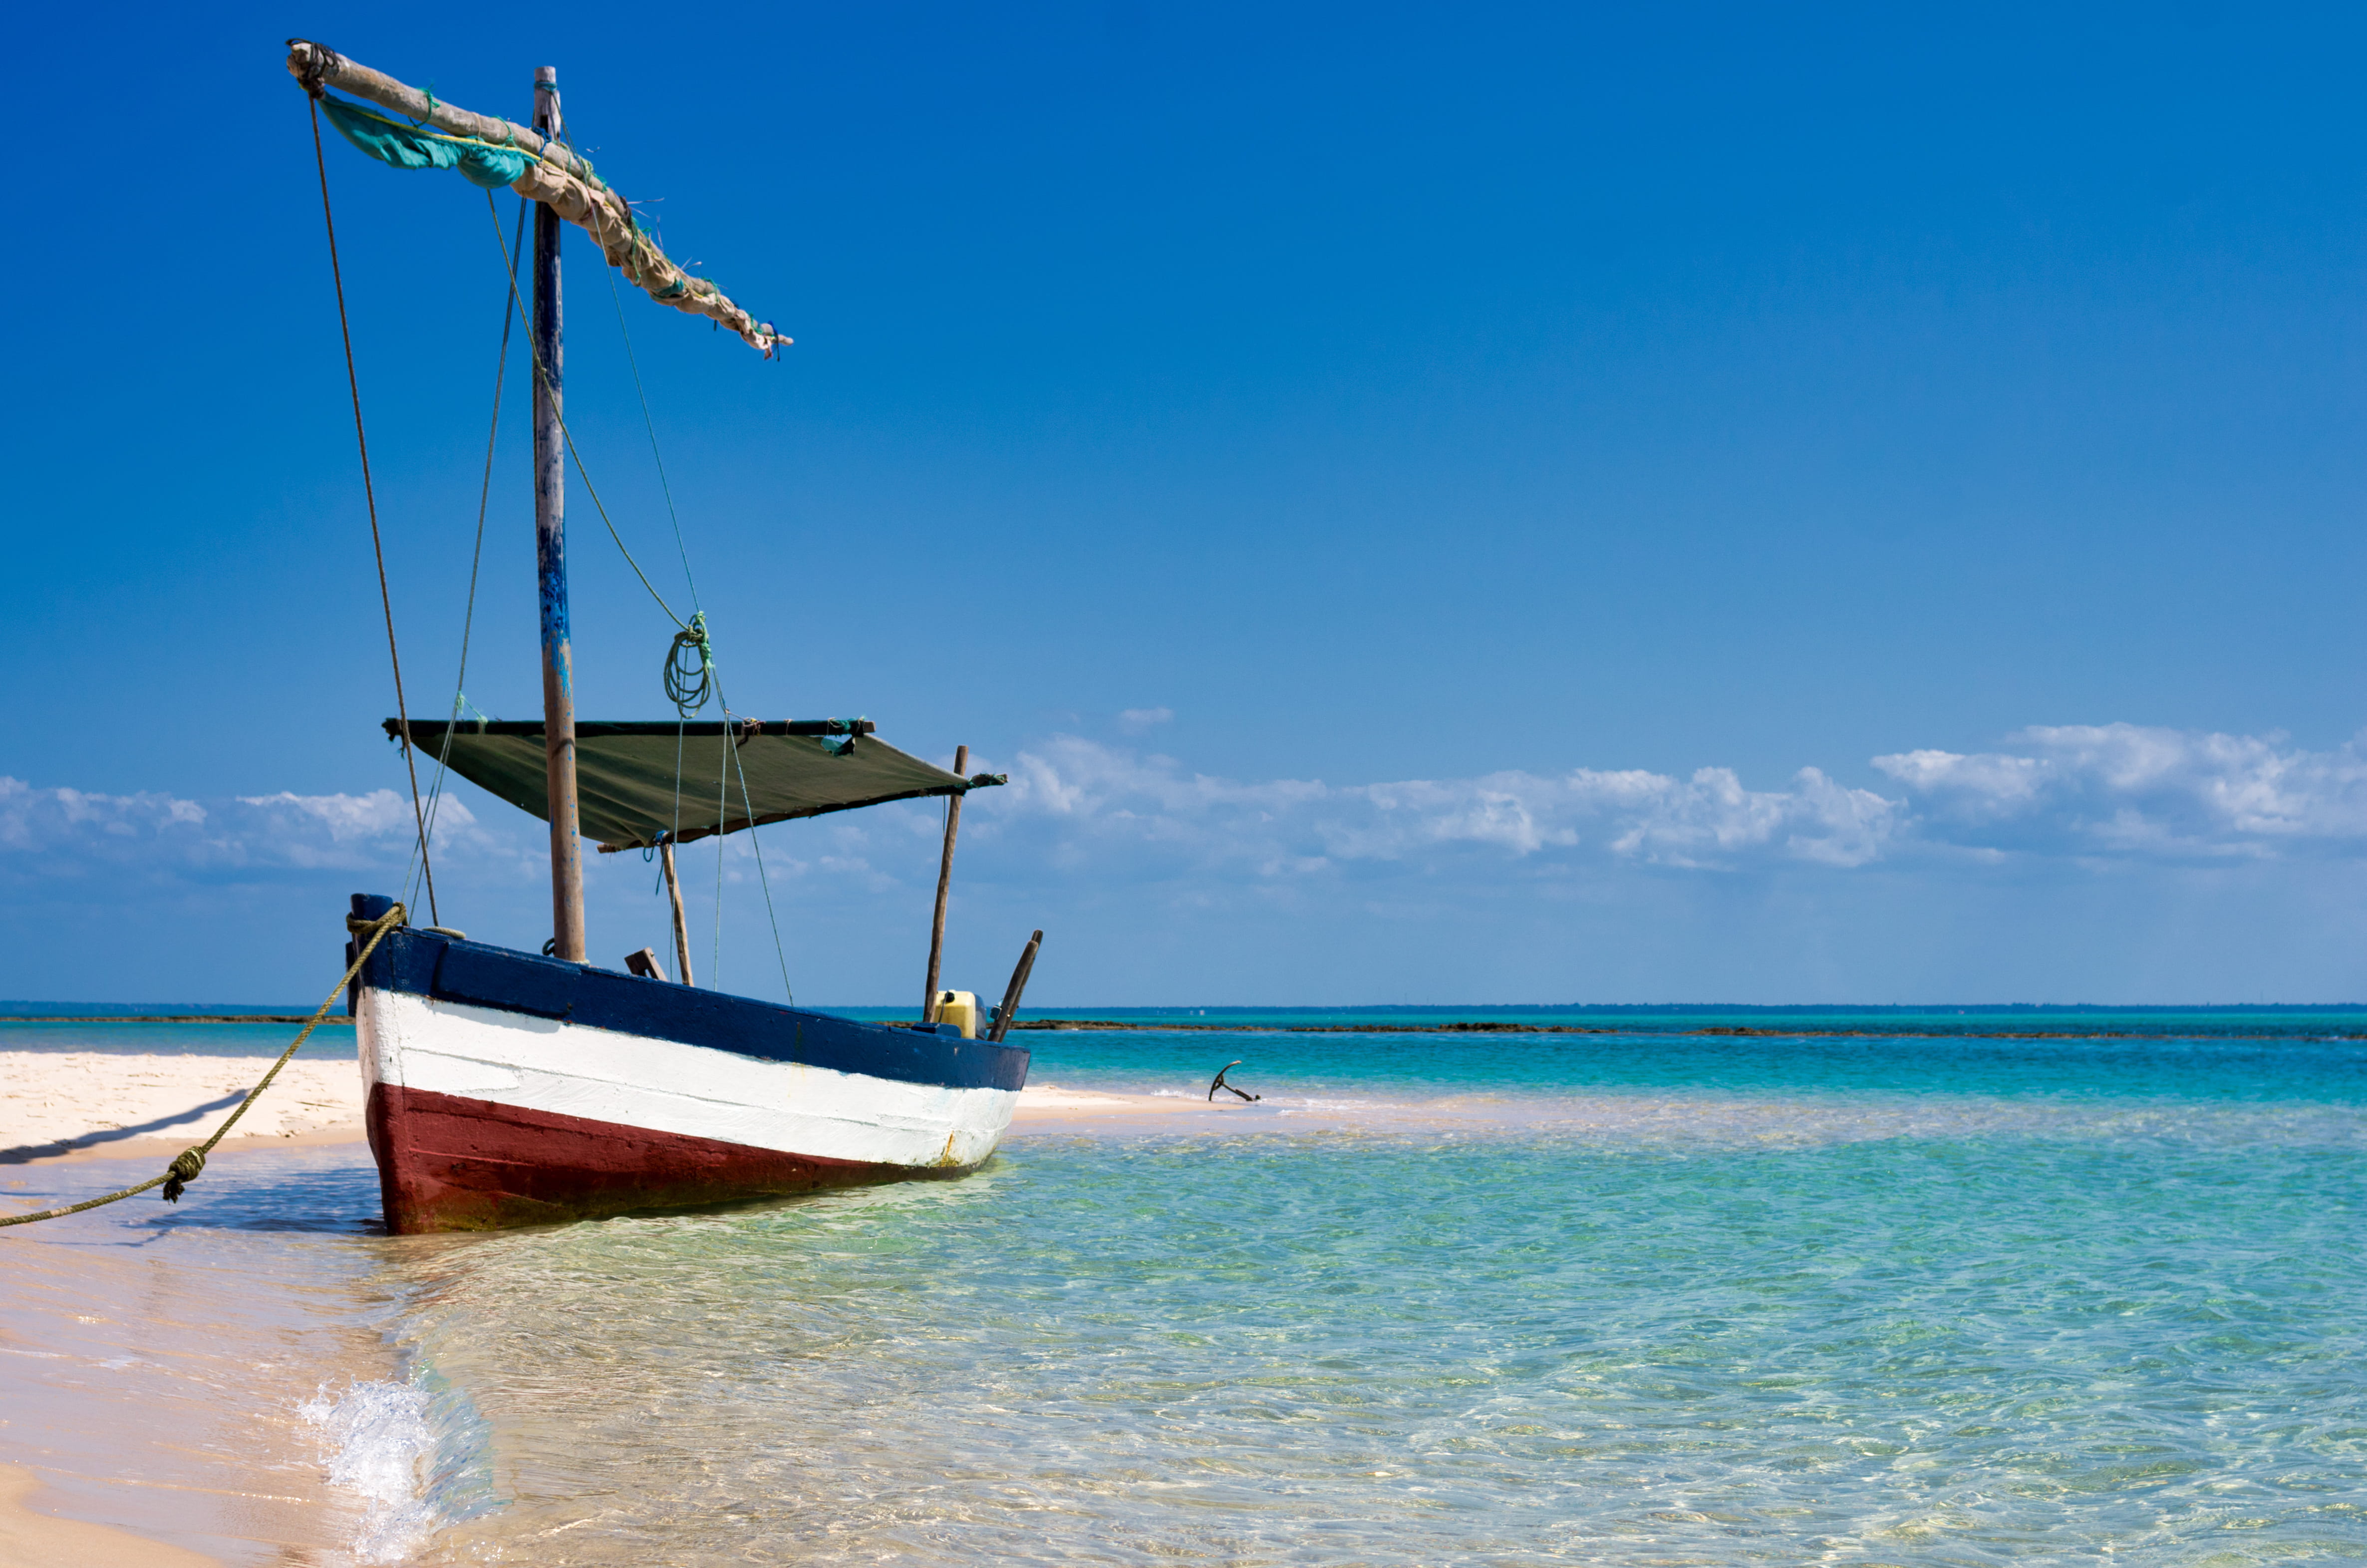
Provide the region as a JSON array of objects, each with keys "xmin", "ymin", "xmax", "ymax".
[{"xmin": 300, "ymin": 1378, "xmax": 441, "ymax": 1562}]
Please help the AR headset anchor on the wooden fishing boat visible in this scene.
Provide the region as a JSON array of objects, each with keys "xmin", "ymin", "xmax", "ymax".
[
  {"xmin": 288, "ymin": 41, "xmax": 1040, "ymax": 1233},
  {"xmin": 348, "ymin": 895, "xmax": 1031, "ymax": 1231}
]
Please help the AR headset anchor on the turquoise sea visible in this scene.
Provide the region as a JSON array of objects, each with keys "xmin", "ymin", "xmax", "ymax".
[{"xmin": 4, "ymin": 1015, "xmax": 2365, "ymax": 1564}]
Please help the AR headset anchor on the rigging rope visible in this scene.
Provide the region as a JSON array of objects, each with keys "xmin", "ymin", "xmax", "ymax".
[
  {"xmin": 722, "ymin": 699, "xmax": 797, "ymax": 1005},
  {"xmin": 409, "ymin": 193, "xmax": 528, "ymax": 912},
  {"xmin": 310, "ymin": 94, "xmax": 439, "ymax": 928},
  {"xmin": 450, "ymin": 135, "xmax": 795, "ymax": 1004},
  {"xmin": 606, "ymin": 262, "xmax": 705, "ymax": 612},
  {"xmin": 582, "ymin": 151, "xmax": 795, "ymax": 1002},
  {"xmin": 714, "ymin": 724, "xmax": 728, "ymax": 985},
  {"xmin": 478, "ymin": 195, "xmax": 689, "ymax": 630},
  {"xmin": 0, "ymin": 907, "xmax": 407, "ymax": 1231}
]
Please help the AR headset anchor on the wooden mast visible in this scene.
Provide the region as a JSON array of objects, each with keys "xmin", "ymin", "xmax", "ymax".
[{"xmin": 534, "ymin": 65, "xmax": 588, "ymax": 962}]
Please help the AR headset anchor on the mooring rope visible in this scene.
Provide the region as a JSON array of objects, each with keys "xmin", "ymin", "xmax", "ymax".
[{"xmin": 0, "ymin": 907, "xmax": 408, "ymax": 1231}]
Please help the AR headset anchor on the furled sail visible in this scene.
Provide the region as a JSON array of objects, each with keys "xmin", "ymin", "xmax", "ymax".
[
  {"xmin": 288, "ymin": 40, "xmax": 788, "ymax": 354},
  {"xmin": 387, "ymin": 720, "xmax": 1002, "ymax": 853}
]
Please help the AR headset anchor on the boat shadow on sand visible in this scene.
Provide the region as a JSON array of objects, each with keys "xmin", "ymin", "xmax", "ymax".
[{"xmin": 0, "ymin": 1091, "xmax": 248, "ymax": 1166}]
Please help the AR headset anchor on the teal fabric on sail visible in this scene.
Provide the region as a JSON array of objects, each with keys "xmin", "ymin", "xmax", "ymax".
[{"xmin": 318, "ymin": 95, "xmax": 534, "ymax": 190}]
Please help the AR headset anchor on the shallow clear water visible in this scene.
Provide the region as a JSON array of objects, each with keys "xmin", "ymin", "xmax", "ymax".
[
  {"xmin": 0, "ymin": 1017, "xmax": 356, "ymax": 1055},
  {"xmin": 1013, "ymin": 1023, "xmax": 2367, "ymax": 1108},
  {"xmin": 5, "ymin": 1026, "xmax": 2365, "ymax": 1565}
]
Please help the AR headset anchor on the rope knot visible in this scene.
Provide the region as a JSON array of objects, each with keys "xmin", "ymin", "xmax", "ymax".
[
  {"xmin": 288, "ymin": 38, "xmax": 341, "ymax": 99},
  {"xmin": 161, "ymin": 1148, "xmax": 206, "ymax": 1204},
  {"xmin": 343, "ymin": 902, "xmax": 409, "ymax": 937}
]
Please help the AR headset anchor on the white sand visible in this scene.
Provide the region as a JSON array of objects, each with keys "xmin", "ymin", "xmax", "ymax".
[
  {"xmin": 0, "ymin": 1055, "xmax": 1242, "ymax": 1167},
  {"xmin": 0, "ymin": 1053, "xmax": 364, "ymax": 1163},
  {"xmin": 1007, "ymin": 1083, "xmax": 1232, "ymax": 1125}
]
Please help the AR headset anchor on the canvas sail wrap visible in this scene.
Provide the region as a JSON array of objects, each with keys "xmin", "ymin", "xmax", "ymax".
[
  {"xmin": 290, "ymin": 41, "xmax": 787, "ymax": 353},
  {"xmin": 388, "ymin": 721, "xmax": 985, "ymax": 852}
]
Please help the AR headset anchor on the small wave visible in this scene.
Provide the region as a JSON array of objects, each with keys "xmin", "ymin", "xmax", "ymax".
[{"xmin": 301, "ymin": 1379, "xmax": 439, "ymax": 1563}]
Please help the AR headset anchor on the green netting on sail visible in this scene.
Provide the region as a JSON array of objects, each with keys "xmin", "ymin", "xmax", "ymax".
[
  {"xmin": 319, "ymin": 94, "xmax": 534, "ymax": 189},
  {"xmin": 387, "ymin": 721, "xmax": 991, "ymax": 852}
]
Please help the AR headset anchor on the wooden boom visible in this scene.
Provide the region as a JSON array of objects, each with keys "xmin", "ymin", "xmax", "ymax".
[{"xmin": 286, "ymin": 39, "xmax": 789, "ymax": 354}]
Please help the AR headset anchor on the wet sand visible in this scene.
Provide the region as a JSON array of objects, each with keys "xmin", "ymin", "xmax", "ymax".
[
  {"xmin": 0, "ymin": 1463, "xmax": 218, "ymax": 1567},
  {"xmin": 0, "ymin": 1143, "xmax": 386, "ymax": 1567}
]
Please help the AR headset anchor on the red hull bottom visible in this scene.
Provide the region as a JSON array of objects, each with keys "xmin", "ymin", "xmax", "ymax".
[{"xmin": 365, "ymin": 1083, "xmax": 966, "ymax": 1233}]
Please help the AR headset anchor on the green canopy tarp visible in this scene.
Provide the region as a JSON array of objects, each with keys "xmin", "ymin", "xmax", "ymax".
[{"xmin": 387, "ymin": 720, "xmax": 995, "ymax": 853}]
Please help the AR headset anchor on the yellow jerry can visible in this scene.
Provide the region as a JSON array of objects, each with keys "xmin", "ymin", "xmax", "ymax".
[{"xmin": 934, "ymin": 990, "xmax": 980, "ymax": 1039}]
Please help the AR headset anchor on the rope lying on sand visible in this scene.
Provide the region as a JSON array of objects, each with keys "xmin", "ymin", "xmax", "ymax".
[{"xmin": 0, "ymin": 906, "xmax": 406, "ymax": 1231}]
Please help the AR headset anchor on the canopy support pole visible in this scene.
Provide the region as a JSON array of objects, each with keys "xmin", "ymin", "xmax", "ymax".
[
  {"xmin": 660, "ymin": 841, "xmax": 695, "ymax": 987},
  {"xmin": 921, "ymin": 746, "xmax": 968, "ymax": 1023},
  {"xmin": 534, "ymin": 65, "xmax": 587, "ymax": 964}
]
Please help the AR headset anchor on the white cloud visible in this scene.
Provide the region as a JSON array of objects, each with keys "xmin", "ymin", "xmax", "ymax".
[
  {"xmin": 1117, "ymin": 706, "xmax": 1175, "ymax": 734},
  {"xmin": 0, "ymin": 779, "xmax": 508, "ymax": 883},
  {"xmin": 1873, "ymin": 723, "xmax": 2367, "ymax": 859},
  {"xmin": 9, "ymin": 721, "xmax": 2366, "ymax": 908},
  {"xmin": 967, "ymin": 737, "xmax": 1905, "ymax": 887},
  {"xmin": 237, "ymin": 789, "xmax": 430, "ymax": 841},
  {"xmin": 0, "ymin": 777, "xmax": 208, "ymax": 853},
  {"xmin": 955, "ymin": 723, "xmax": 2367, "ymax": 892}
]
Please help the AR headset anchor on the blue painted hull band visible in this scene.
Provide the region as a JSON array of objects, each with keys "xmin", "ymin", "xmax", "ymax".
[{"xmin": 349, "ymin": 896, "xmax": 1030, "ymax": 1093}]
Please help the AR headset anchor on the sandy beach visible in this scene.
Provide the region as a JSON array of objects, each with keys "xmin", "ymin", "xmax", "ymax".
[
  {"xmin": 0, "ymin": 1053, "xmax": 1239, "ymax": 1177},
  {"xmin": 0, "ymin": 1054, "xmax": 369, "ymax": 1167}
]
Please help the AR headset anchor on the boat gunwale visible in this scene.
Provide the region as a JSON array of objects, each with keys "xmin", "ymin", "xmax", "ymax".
[{"xmin": 349, "ymin": 897, "xmax": 1029, "ymax": 1093}]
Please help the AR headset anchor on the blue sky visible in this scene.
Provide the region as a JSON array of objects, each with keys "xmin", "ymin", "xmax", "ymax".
[{"xmin": 5, "ymin": 3, "xmax": 2366, "ymax": 1003}]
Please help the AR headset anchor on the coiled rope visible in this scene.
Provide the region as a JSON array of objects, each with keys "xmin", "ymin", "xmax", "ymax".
[
  {"xmin": 0, "ymin": 906, "xmax": 409, "ymax": 1231},
  {"xmin": 665, "ymin": 613, "xmax": 715, "ymax": 716}
]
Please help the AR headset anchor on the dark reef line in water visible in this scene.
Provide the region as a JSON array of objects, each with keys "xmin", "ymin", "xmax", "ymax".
[
  {"xmin": 9, "ymin": 1015, "xmax": 2364, "ymax": 1042},
  {"xmin": 994, "ymin": 1019, "xmax": 2367, "ymax": 1041}
]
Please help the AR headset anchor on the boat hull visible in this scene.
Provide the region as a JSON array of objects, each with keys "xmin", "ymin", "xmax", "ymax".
[{"xmin": 347, "ymin": 897, "xmax": 1029, "ymax": 1233}]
